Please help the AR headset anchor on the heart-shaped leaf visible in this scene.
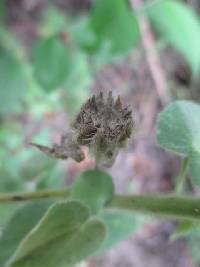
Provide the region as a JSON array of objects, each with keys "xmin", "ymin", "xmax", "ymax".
[
  {"xmin": 71, "ymin": 170, "xmax": 114, "ymax": 214},
  {"xmin": 7, "ymin": 201, "xmax": 106, "ymax": 267}
]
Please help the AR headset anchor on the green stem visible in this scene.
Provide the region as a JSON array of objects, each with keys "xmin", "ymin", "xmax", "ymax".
[
  {"xmin": 107, "ymin": 194, "xmax": 200, "ymax": 221},
  {"xmin": 175, "ymin": 157, "xmax": 190, "ymax": 195},
  {"xmin": 1, "ymin": 188, "xmax": 200, "ymax": 221},
  {"xmin": 0, "ymin": 188, "xmax": 70, "ymax": 203}
]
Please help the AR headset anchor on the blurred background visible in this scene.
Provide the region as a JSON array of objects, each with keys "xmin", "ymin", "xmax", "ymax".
[{"xmin": 0, "ymin": 0, "xmax": 200, "ymax": 266}]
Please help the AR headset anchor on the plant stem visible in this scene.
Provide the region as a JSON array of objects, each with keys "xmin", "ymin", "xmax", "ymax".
[
  {"xmin": 0, "ymin": 188, "xmax": 70, "ymax": 203},
  {"xmin": 107, "ymin": 194, "xmax": 200, "ymax": 221},
  {"xmin": 175, "ymin": 157, "xmax": 190, "ymax": 195},
  {"xmin": 1, "ymin": 188, "xmax": 200, "ymax": 221}
]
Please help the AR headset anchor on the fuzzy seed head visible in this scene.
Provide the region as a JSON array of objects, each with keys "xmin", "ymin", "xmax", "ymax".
[
  {"xmin": 30, "ymin": 91, "xmax": 134, "ymax": 167},
  {"xmin": 73, "ymin": 91, "xmax": 134, "ymax": 166}
]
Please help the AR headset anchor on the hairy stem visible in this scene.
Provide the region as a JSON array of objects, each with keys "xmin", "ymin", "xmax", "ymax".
[
  {"xmin": 0, "ymin": 188, "xmax": 70, "ymax": 203},
  {"xmin": 107, "ymin": 195, "xmax": 200, "ymax": 221},
  {"xmin": 1, "ymin": 189, "xmax": 200, "ymax": 221},
  {"xmin": 175, "ymin": 157, "xmax": 190, "ymax": 195}
]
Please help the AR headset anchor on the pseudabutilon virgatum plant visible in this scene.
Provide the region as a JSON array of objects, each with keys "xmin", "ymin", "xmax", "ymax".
[
  {"xmin": 2, "ymin": 98, "xmax": 200, "ymax": 267},
  {"xmin": 31, "ymin": 91, "xmax": 134, "ymax": 167}
]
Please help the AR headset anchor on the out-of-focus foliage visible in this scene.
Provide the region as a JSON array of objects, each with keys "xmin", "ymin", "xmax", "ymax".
[
  {"xmin": 0, "ymin": 44, "xmax": 27, "ymax": 115},
  {"xmin": 188, "ymin": 228, "xmax": 200, "ymax": 265},
  {"xmin": 73, "ymin": 0, "xmax": 139, "ymax": 62},
  {"xmin": 32, "ymin": 36, "xmax": 72, "ymax": 91},
  {"xmin": 170, "ymin": 220, "xmax": 199, "ymax": 241},
  {"xmin": 0, "ymin": 0, "xmax": 200, "ymax": 118},
  {"xmin": 62, "ymin": 51, "xmax": 92, "ymax": 113},
  {"xmin": 0, "ymin": 0, "xmax": 200, "ymax": 266},
  {"xmin": 0, "ymin": 0, "xmax": 5, "ymax": 21},
  {"xmin": 40, "ymin": 7, "xmax": 67, "ymax": 36},
  {"xmin": 147, "ymin": 0, "xmax": 200, "ymax": 75},
  {"xmin": 99, "ymin": 210, "xmax": 139, "ymax": 250}
]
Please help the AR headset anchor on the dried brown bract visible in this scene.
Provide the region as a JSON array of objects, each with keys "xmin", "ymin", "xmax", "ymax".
[{"xmin": 31, "ymin": 91, "xmax": 134, "ymax": 167}]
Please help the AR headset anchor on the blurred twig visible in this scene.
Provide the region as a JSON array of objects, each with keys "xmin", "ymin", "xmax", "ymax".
[{"xmin": 130, "ymin": 0, "xmax": 171, "ymax": 106}]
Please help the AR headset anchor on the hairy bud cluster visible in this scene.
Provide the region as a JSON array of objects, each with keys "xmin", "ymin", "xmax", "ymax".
[{"xmin": 31, "ymin": 91, "xmax": 134, "ymax": 167}]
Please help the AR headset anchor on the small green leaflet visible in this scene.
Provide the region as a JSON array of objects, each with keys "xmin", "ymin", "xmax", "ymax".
[{"xmin": 71, "ymin": 170, "xmax": 114, "ymax": 214}]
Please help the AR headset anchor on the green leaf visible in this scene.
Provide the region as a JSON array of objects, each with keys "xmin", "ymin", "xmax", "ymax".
[
  {"xmin": 7, "ymin": 201, "xmax": 106, "ymax": 267},
  {"xmin": 170, "ymin": 220, "xmax": 199, "ymax": 241},
  {"xmin": 147, "ymin": 0, "xmax": 200, "ymax": 75},
  {"xmin": 0, "ymin": 201, "xmax": 51, "ymax": 267},
  {"xmin": 188, "ymin": 228, "xmax": 200, "ymax": 264},
  {"xmin": 0, "ymin": 0, "xmax": 5, "ymax": 21},
  {"xmin": 71, "ymin": 170, "xmax": 114, "ymax": 214},
  {"xmin": 0, "ymin": 204, "xmax": 17, "ymax": 228},
  {"xmin": 41, "ymin": 7, "xmax": 67, "ymax": 36},
  {"xmin": 62, "ymin": 52, "xmax": 91, "ymax": 113},
  {"xmin": 99, "ymin": 210, "xmax": 138, "ymax": 250},
  {"xmin": 0, "ymin": 45, "xmax": 27, "ymax": 115},
  {"xmin": 20, "ymin": 153, "xmax": 56, "ymax": 181},
  {"xmin": 76, "ymin": 0, "xmax": 139, "ymax": 60},
  {"xmin": 157, "ymin": 100, "xmax": 200, "ymax": 185},
  {"xmin": 157, "ymin": 100, "xmax": 198, "ymax": 155},
  {"xmin": 32, "ymin": 36, "xmax": 71, "ymax": 91},
  {"xmin": 71, "ymin": 16, "xmax": 96, "ymax": 53}
]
